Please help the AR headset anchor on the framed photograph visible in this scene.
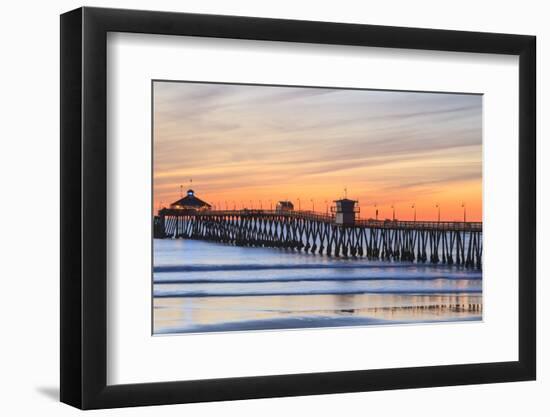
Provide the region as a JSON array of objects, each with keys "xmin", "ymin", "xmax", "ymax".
[{"xmin": 60, "ymin": 7, "xmax": 536, "ymax": 409}]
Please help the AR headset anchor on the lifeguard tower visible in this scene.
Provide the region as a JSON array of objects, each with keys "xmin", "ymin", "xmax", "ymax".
[{"xmin": 332, "ymin": 198, "xmax": 359, "ymax": 226}]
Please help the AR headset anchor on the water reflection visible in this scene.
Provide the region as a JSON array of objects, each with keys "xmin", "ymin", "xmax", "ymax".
[{"xmin": 154, "ymin": 293, "xmax": 482, "ymax": 334}]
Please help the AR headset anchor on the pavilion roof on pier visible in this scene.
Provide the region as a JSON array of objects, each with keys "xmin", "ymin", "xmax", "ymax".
[{"xmin": 170, "ymin": 189, "xmax": 211, "ymax": 210}]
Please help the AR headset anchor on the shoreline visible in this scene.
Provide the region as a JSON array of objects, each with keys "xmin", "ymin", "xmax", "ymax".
[{"xmin": 154, "ymin": 313, "xmax": 483, "ymax": 335}]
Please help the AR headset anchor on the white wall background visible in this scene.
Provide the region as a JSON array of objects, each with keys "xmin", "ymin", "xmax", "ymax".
[{"xmin": 0, "ymin": 0, "xmax": 545, "ymax": 415}]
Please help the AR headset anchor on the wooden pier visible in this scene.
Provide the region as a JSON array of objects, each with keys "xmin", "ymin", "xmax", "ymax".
[{"xmin": 154, "ymin": 209, "xmax": 482, "ymax": 268}]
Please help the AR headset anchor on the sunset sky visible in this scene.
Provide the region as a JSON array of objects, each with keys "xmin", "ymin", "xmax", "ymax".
[{"xmin": 153, "ymin": 81, "xmax": 482, "ymax": 222}]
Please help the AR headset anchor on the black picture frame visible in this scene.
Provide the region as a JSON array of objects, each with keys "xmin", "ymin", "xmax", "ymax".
[{"xmin": 60, "ymin": 6, "xmax": 536, "ymax": 410}]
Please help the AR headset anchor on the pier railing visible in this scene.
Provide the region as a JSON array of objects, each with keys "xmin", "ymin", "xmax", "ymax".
[{"xmin": 157, "ymin": 208, "xmax": 482, "ymax": 232}]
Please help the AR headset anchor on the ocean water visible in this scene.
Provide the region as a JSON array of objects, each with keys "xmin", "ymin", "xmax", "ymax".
[{"xmin": 153, "ymin": 239, "xmax": 482, "ymax": 334}]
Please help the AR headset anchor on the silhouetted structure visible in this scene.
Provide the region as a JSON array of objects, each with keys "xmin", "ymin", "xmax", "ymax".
[
  {"xmin": 276, "ymin": 200, "xmax": 294, "ymax": 212},
  {"xmin": 169, "ymin": 189, "xmax": 211, "ymax": 211},
  {"xmin": 332, "ymin": 198, "xmax": 359, "ymax": 226}
]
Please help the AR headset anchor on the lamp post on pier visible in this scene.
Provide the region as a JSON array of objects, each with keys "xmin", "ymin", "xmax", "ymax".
[
  {"xmin": 412, "ymin": 204, "xmax": 416, "ymax": 222},
  {"xmin": 297, "ymin": 198, "xmax": 301, "ymax": 211},
  {"xmin": 391, "ymin": 204, "xmax": 395, "ymax": 221},
  {"xmin": 436, "ymin": 203, "xmax": 440, "ymax": 222},
  {"xmin": 461, "ymin": 202, "xmax": 466, "ymax": 223},
  {"xmin": 311, "ymin": 199, "xmax": 315, "ymax": 213},
  {"xmin": 325, "ymin": 200, "xmax": 329, "ymax": 215}
]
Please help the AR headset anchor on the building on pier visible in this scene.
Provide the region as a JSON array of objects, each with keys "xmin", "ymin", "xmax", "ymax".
[
  {"xmin": 332, "ymin": 198, "xmax": 359, "ymax": 225},
  {"xmin": 276, "ymin": 200, "xmax": 294, "ymax": 212},
  {"xmin": 169, "ymin": 189, "xmax": 211, "ymax": 211}
]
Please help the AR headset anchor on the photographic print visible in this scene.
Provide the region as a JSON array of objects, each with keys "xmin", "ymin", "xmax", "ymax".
[{"xmin": 152, "ymin": 81, "xmax": 483, "ymax": 335}]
